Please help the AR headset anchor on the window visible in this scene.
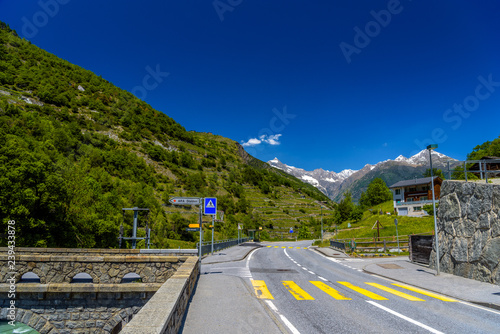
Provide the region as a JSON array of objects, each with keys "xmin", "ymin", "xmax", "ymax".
[
  {"xmin": 421, "ymin": 196, "xmax": 428, "ymax": 201},
  {"xmin": 414, "ymin": 206, "xmax": 422, "ymax": 211},
  {"xmin": 409, "ymin": 187, "xmax": 416, "ymax": 192},
  {"xmin": 407, "ymin": 198, "xmax": 413, "ymax": 202},
  {"xmin": 395, "ymin": 189, "xmax": 401, "ymax": 195}
]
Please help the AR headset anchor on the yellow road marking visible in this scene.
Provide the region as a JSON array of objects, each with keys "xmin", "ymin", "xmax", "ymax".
[
  {"xmin": 251, "ymin": 280, "xmax": 274, "ymax": 299},
  {"xmin": 274, "ymin": 246, "xmax": 279, "ymax": 248},
  {"xmin": 365, "ymin": 283, "xmax": 425, "ymax": 301},
  {"xmin": 296, "ymin": 247, "xmax": 301, "ymax": 249},
  {"xmin": 310, "ymin": 281, "xmax": 351, "ymax": 300},
  {"xmin": 337, "ymin": 281, "xmax": 388, "ymax": 300},
  {"xmin": 288, "ymin": 246, "xmax": 293, "ymax": 249},
  {"xmin": 392, "ymin": 284, "xmax": 457, "ymax": 302},
  {"xmin": 266, "ymin": 246, "xmax": 272, "ymax": 248},
  {"xmin": 282, "ymin": 246, "xmax": 287, "ymax": 248},
  {"xmin": 303, "ymin": 247, "xmax": 308, "ymax": 249},
  {"xmin": 282, "ymin": 281, "xmax": 315, "ymax": 300}
]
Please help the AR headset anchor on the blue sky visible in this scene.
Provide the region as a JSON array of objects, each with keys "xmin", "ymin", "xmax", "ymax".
[{"xmin": 1, "ymin": 0, "xmax": 500, "ymax": 172}]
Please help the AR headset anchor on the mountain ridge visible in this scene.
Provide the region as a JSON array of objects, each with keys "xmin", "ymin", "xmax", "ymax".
[{"xmin": 268, "ymin": 150, "xmax": 458, "ymax": 202}]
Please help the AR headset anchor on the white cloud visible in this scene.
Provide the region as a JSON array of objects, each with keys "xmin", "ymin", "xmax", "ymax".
[{"xmin": 241, "ymin": 134, "xmax": 282, "ymax": 147}]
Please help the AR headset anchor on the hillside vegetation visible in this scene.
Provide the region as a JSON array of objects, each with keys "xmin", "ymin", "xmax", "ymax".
[
  {"xmin": 334, "ymin": 200, "xmax": 435, "ymax": 240},
  {"xmin": 0, "ymin": 22, "xmax": 332, "ymax": 248}
]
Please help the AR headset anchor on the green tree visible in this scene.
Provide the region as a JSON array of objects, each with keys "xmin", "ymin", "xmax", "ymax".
[
  {"xmin": 423, "ymin": 203, "xmax": 439, "ymax": 216},
  {"xmin": 423, "ymin": 168, "xmax": 445, "ymax": 179},
  {"xmin": 337, "ymin": 191, "xmax": 354, "ymax": 222},
  {"xmin": 298, "ymin": 225, "xmax": 310, "ymax": 239},
  {"xmin": 350, "ymin": 205, "xmax": 364, "ymax": 222},
  {"xmin": 359, "ymin": 178, "xmax": 392, "ymax": 208}
]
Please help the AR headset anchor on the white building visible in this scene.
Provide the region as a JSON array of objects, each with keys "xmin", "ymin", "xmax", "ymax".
[{"xmin": 389, "ymin": 177, "xmax": 442, "ymax": 216}]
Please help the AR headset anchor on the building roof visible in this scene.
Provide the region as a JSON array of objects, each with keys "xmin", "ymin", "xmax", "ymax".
[{"xmin": 389, "ymin": 176, "xmax": 440, "ymax": 189}]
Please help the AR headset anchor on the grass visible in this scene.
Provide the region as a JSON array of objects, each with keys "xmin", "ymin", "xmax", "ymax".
[
  {"xmin": 334, "ymin": 200, "xmax": 434, "ymax": 240},
  {"xmin": 165, "ymin": 239, "xmax": 196, "ymax": 249}
]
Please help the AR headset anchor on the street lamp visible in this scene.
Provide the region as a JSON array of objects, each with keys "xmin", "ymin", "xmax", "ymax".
[{"xmin": 427, "ymin": 144, "xmax": 440, "ymax": 275}]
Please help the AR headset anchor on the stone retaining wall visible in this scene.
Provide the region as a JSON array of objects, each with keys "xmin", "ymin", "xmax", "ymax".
[
  {"xmin": 430, "ymin": 181, "xmax": 500, "ymax": 284},
  {"xmin": 0, "ymin": 284, "xmax": 159, "ymax": 333},
  {"xmin": 121, "ymin": 256, "xmax": 199, "ymax": 334}
]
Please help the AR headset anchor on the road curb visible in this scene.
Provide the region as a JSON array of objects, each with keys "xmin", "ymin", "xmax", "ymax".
[
  {"xmin": 201, "ymin": 243, "xmax": 262, "ymax": 264},
  {"xmin": 313, "ymin": 247, "xmax": 349, "ymax": 258}
]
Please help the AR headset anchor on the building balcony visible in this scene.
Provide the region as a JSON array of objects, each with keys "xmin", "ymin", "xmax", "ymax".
[{"xmin": 395, "ymin": 199, "xmax": 438, "ymax": 207}]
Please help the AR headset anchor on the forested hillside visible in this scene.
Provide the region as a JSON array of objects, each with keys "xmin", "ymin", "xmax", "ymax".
[{"xmin": 0, "ymin": 22, "xmax": 331, "ymax": 248}]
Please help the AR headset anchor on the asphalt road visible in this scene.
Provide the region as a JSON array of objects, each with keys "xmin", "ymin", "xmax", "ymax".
[{"xmin": 182, "ymin": 241, "xmax": 500, "ymax": 334}]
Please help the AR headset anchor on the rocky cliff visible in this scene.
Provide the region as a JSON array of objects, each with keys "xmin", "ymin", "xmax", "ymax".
[{"xmin": 430, "ymin": 181, "xmax": 500, "ymax": 285}]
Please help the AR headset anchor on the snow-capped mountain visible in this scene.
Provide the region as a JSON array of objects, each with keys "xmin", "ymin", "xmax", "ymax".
[{"xmin": 268, "ymin": 150, "xmax": 457, "ymax": 202}]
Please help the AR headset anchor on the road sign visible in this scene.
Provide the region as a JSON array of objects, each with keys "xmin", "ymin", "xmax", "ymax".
[
  {"xmin": 394, "ymin": 218, "xmax": 398, "ymax": 226},
  {"xmin": 188, "ymin": 223, "xmax": 200, "ymax": 228},
  {"xmin": 169, "ymin": 197, "xmax": 201, "ymax": 205},
  {"xmin": 289, "ymin": 228, "xmax": 293, "ymax": 233},
  {"xmin": 204, "ymin": 197, "xmax": 217, "ymax": 215},
  {"xmin": 185, "ymin": 228, "xmax": 200, "ymax": 232}
]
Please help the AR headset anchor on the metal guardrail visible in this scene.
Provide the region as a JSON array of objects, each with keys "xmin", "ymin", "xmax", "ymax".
[
  {"xmin": 197, "ymin": 238, "xmax": 250, "ymax": 255},
  {"xmin": 330, "ymin": 240, "xmax": 346, "ymax": 251},
  {"xmin": 445, "ymin": 159, "xmax": 500, "ymax": 183},
  {"xmin": 395, "ymin": 199, "xmax": 436, "ymax": 206}
]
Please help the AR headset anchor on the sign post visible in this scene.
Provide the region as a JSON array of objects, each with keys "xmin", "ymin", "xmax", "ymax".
[
  {"xmin": 203, "ymin": 198, "xmax": 217, "ymax": 254},
  {"xmin": 394, "ymin": 218, "xmax": 400, "ymax": 253},
  {"xmin": 169, "ymin": 197, "xmax": 204, "ymax": 269}
]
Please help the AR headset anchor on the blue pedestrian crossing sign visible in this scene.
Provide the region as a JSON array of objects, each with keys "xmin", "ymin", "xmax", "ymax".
[{"xmin": 204, "ymin": 198, "xmax": 217, "ymax": 215}]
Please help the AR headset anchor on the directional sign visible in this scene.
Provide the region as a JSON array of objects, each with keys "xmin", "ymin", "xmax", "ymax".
[
  {"xmin": 169, "ymin": 197, "xmax": 201, "ymax": 205},
  {"xmin": 188, "ymin": 224, "xmax": 200, "ymax": 228},
  {"xmin": 185, "ymin": 228, "xmax": 200, "ymax": 232},
  {"xmin": 204, "ymin": 197, "xmax": 217, "ymax": 215}
]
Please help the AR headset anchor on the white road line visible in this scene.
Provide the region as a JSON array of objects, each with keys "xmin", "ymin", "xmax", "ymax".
[
  {"xmin": 249, "ymin": 248, "xmax": 301, "ymax": 334},
  {"xmin": 367, "ymin": 301, "xmax": 444, "ymax": 334},
  {"xmin": 265, "ymin": 300, "xmax": 301, "ymax": 334},
  {"xmin": 459, "ymin": 301, "xmax": 500, "ymax": 315},
  {"xmin": 308, "ymin": 271, "xmax": 315, "ymax": 275},
  {"xmin": 318, "ymin": 276, "xmax": 328, "ymax": 281}
]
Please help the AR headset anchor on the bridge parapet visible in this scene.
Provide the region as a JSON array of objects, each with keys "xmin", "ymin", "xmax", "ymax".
[
  {"xmin": 0, "ymin": 247, "xmax": 196, "ymax": 284},
  {"xmin": 0, "ymin": 248, "xmax": 199, "ymax": 333}
]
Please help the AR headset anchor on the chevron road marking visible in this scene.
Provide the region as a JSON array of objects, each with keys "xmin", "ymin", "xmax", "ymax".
[
  {"xmin": 310, "ymin": 281, "xmax": 351, "ymax": 300},
  {"xmin": 392, "ymin": 283, "xmax": 458, "ymax": 302},
  {"xmin": 282, "ymin": 281, "xmax": 315, "ymax": 300},
  {"xmin": 251, "ymin": 280, "xmax": 274, "ymax": 300},
  {"xmin": 337, "ymin": 281, "xmax": 388, "ymax": 300},
  {"xmin": 365, "ymin": 283, "xmax": 425, "ymax": 301}
]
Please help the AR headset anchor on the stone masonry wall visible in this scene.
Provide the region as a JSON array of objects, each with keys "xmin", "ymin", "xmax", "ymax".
[
  {"xmin": 0, "ymin": 253, "xmax": 187, "ymax": 284},
  {"xmin": 429, "ymin": 181, "xmax": 500, "ymax": 284},
  {"xmin": 0, "ymin": 286, "xmax": 156, "ymax": 334}
]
